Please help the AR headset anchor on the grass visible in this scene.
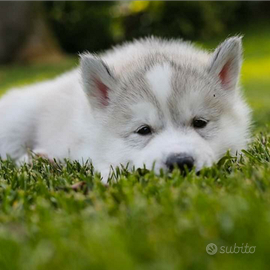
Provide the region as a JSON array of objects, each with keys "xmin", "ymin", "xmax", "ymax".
[{"xmin": 0, "ymin": 28, "xmax": 270, "ymax": 270}]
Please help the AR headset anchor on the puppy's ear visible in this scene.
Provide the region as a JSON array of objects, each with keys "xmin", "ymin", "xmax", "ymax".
[
  {"xmin": 80, "ymin": 54, "xmax": 116, "ymax": 109},
  {"xmin": 209, "ymin": 36, "xmax": 243, "ymax": 91}
]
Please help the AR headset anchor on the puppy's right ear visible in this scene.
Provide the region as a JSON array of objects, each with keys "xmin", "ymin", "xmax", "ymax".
[{"xmin": 80, "ymin": 54, "xmax": 116, "ymax": 110}]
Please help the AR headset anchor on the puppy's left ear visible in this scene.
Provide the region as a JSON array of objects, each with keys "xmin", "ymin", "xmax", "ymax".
[
  {"xmin": 209, "ymin": 36, "xmax": 243, "ymax": 91},
  {"xmin": 80, "ymin": 53, "xmax": 116, "ymax": 110}
]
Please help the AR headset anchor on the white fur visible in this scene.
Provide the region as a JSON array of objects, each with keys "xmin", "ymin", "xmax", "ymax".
[
  {"xmin": 146, "ymin": 63, "xmax": 173, "ymax": 120},
  {"xmin": 146, "ymin": 63, "xmax": 172, "ymax": 104},
  {"xmin": 0, "ymin": 37, "xmax": 251, "ymax": 183}
]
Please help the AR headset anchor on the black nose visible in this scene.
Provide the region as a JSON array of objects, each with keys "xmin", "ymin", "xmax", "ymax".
[{"xmin": 166, "ymin": 154, "xmax": 194, "ymax": 172}]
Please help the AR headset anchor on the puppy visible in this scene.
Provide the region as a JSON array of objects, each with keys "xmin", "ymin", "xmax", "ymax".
[{"xmin": 0, "ymin": 36, "xmax": 251, "ymax": 183}]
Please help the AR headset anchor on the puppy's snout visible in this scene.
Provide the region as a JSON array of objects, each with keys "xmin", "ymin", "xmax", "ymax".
[{"xmin": 166, "ymin": 154, "xmax": 194, "ymax": 172}]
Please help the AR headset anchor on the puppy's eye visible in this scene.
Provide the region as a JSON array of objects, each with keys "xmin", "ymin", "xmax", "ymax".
[
  {"xmin": 193, "ymin": 119, "xmax": 208, "ymax": 129},
  {"xmin": 136, "ymin": 125, "xmax": 152, "ymax": 136}
]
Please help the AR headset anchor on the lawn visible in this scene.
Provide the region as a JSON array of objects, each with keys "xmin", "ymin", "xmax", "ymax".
[{"xmin": 0, "ymin": 30, "xmax": 269, "ymax": 270}]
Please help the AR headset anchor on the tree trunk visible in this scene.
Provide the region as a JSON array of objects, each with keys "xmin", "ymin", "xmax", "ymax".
[{"xmin": 0, "ymin": 2, "xmax": 63, "ymax": 64}]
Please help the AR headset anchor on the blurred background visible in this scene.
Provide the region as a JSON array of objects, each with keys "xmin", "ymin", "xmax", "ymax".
[{"xmin": 0, "ymin": 1, "xmax": 269, "ymax": 126}]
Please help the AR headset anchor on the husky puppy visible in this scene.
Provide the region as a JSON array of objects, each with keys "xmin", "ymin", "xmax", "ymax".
[{"xmin": 0, "ymin": 36, "xmax": 251, "ymax": 182}]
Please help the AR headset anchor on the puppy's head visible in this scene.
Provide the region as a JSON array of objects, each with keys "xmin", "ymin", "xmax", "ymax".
[{"xmin": 80, "ymin": 37, "xmax": 250, "ymax": 175}]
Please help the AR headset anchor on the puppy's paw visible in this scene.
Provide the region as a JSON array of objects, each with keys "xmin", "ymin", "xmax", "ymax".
[
  {"xmin": 32, "ymin": 149, "xmax": 56, "ymax": 165},
  {"xmin": 34, "ymin": 152, "xmax": 55, "ymax": 164}
]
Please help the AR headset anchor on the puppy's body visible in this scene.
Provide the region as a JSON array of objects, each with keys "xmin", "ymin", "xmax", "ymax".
[{"xmin": 0, "ymin": 37, "xmax": 251, "ymax": 182}]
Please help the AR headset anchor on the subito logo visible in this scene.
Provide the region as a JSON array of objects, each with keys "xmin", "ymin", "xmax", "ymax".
[{"xmin": 206, "ymin": 243, "xmax": 218, "ymax": 255}]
